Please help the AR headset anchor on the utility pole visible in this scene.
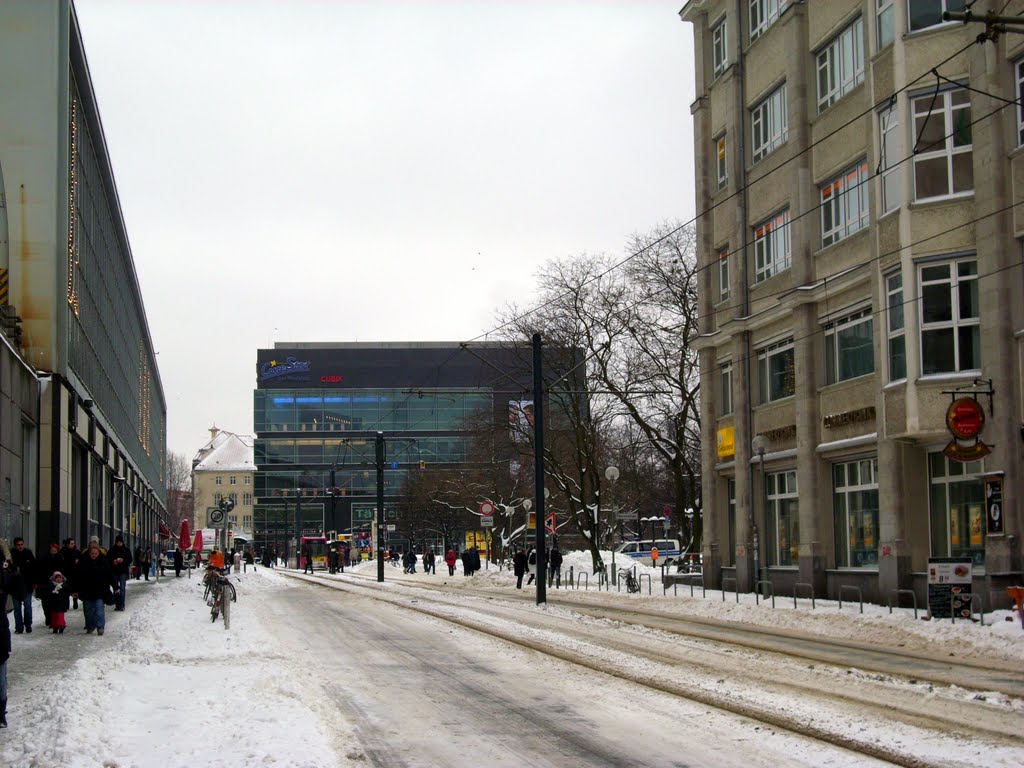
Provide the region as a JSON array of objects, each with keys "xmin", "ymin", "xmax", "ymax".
[
  {"xmin": 376, "ymin": 431, "xmax": 385, "ymax": 583},
  {"xmin": 532, "ymin": 333, "xmax": 547, "ymax": 605}
]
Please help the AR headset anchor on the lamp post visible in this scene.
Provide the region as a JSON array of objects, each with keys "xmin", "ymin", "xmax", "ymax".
[
  {"xmin": 751, "ymin": 434, "xmax": 770, "ymax": 592},
  {"xmin": 521, "ymin": 498, "xmax": 532, "ymax": 550},
  {"xmin": 605, "ymin": 466, "xmax": 619, "ymax": 585},
  {"xmin": 684, "ymin": 507, "xmax": 695, "ymax": 571}
]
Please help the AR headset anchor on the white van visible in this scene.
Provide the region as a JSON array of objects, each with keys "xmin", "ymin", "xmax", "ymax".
[{"xmin": 615, "ymin": 539, "xmax": 682, "ymax": 566}]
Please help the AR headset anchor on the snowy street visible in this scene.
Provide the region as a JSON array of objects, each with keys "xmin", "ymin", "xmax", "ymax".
[{"xmin": 2, "ymin": 553, "xmax": 1023, "ymax": 768}]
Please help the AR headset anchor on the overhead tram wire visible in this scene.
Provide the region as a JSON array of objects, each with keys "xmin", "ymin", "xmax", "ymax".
[{"xmin": 459, "ymin": 35, "xmax": 983, "ymax": 347}]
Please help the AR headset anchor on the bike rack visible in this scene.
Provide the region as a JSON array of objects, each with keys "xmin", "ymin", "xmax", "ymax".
[
  {"xmin": 754, "ymin": 580, "xmax": 775, "ymax": 608},
  {"xmin": 887, "ymin": 589, "xmax": 918, "ymax": 620},
  {"xmin": 838, "ymin": 585, "xmax": 864, "ymax": 614},
  {"xmin": 576, "ymin": 571, "xmax": 589, "ymax": 591},
  {"xmin": 568, "ymin": 565, "xmax": 574, "ymax": 588},
  {"xmin": 793, "ymin": 582, "xmax": 815, "ymax": 609},
  {"xmin": 638, "ymin": 573, "xmax": 652, "ymax": 595},
  {"xmin": 721, "ymin": 576, "xmax": 738, "ymax": 603},
  {"xmin": 950, "ymin": 593, "xmax": 985, "ymax": 626}
]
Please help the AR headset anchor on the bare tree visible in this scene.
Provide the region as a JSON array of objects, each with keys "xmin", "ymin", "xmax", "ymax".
[{"xmin": 167, "ymin": 451, "xmax": 192, "ymax": 492}]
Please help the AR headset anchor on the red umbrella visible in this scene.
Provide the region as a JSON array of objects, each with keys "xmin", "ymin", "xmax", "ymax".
[
  {"xmin": 178, "ymin": 520, "xmax": 191, "ymax": 551},
  {"xmin": 192, "ymin": 528, "xmax": 203, "ymax": 553}
]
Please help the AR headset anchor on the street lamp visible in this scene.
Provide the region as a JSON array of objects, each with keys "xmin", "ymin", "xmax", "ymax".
[
  {"xmin": 522, "ymin": 498, "xmax": 532, "ymax": 549},
  {"xmin": 605, "ymin": 466, "xmax": 619, "ymax": 585},
  {"xmin": 750, "ymin": 434, "xmax": 770, "ymax": 591}
]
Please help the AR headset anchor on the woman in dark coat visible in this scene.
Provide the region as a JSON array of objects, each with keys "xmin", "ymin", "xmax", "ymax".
[
  {"xmin": 512, "ymin": 549, "xmax": 527, "ymax": 589},
  {"xmin": 74, "ymin": 541, "xmax": 113, "ymax": 635}
]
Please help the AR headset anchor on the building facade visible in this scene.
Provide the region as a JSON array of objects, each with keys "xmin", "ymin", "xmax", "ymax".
[
  {"xmin": 681, "ymin": 0, "xmax": 1023, "ymax": 604},
  {"xmin": 192, "ymin": 428, "xmax": 255, "ymax": 538},
  {"xmin": 252, "ymin": 342, "xmax": 535, "ymax": 562},
  {"xmin": 0, "ymin": 0, "xmax": 168, "ymax": 551}
]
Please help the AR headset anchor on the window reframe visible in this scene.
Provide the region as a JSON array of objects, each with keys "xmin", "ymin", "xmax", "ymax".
[
  {"xmin": 751, "ymin": 84, "xmax": 788, "ymax": 163},
  {"xmin": 911, "ymin": 86, "xmax": 973, "ymax": 202},
  {"xmin": 823, "ymin": 307, "xmax": 875, "ymax": 385},
  {"xmin": 820, "ymin": 159, "xmax": 870, "ymax": 247},
  {"xmin": 757, "ymin": 336, "xmax": 795, "ymax": 403},
  {"xmin": 753, "ymin": 208, "xmax": 791, "ymax": 283},
  {"xmin": 918, "ymin": 256, "xmax": 980, "ymax": 375},
  {"xmin": 816, "ymin": 17, "xmax": 865, "ymax": 113}
]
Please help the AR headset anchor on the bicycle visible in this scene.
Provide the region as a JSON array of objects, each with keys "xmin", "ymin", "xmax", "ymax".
[
  {"xmin": 204, "ymin": 568, "xmax": 236, "ymax": 625},
  {"xmin": 619, "ymin": 567, "xmax": 640, "ymax": 594}
]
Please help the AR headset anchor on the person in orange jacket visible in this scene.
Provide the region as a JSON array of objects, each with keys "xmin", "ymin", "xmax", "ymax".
[{"xmin": 208, "ymin": 548, "xmax": 226, "ymax": 570}]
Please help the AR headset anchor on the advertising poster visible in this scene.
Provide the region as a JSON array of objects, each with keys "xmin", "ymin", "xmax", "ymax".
[
  {"xmin": 985, "ymin": 477, "xmax": 1004, "ymax": 535},
  {"xmin": 927, "ymin": 557, "xmax": 973, "ymax": 619}
]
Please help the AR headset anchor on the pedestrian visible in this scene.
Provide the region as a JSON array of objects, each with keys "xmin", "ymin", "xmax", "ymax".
[
  {"xmin": 43, "ymin": 572, "xmax": 70, "ymax": 634},
  {"xmin": 445, "ymin": 549, "xmax": 457, "ymax": 576},
  {"xmin": 37, "ymin": 542, "xmax": 64, "ymax": 627},
  {"xmin": 423, "ymin": 550, "xmax": 435, "ymax": 575},
  {"xmin": 409, "ymin": 551, "xmax": 417, "ymax": 574},
  {"xmin": 512, "ymin": 548, "xmax": 527, "ymax": 589},
  {"xmin": 1, "ymin": 538, "xmax": 11, "ymax": 728},
  {"xmin": 132, "ymin": 546, "xmax": 143, "ymax": 579},
  {"xmin": 243, "ymin": 549, "xmax": 254, "ymax": 573},
  {"xmin": 261, "ymin": 548, "xmax": 272, "ymax": 568},
  {"xmin": 74, "ymin": 539, "xmax": 113, "ymax": 635},
  {"xmin": 61, "ymin": 538, "xmax": 82, "ymax": 611},
  {"xmin": 526, "ymin": 547, "xmax": 537, "ymax": 585},
  {"xmin": 302, "ymin": 544, "xmax": 314, "ymax": 574},
  {"xmin": 338, "ymin": 545, "xmax": 347, "ymax": 573},
  {"xmin": 107, "ymin": 535, "xmax": 132, "ymax": 611},
  {"xmin": 141, "ymin": 548, "xmax": 153, "ymax": 581},
  {"xmin": 469, "ymin": 547, "xmax": 481, "ymax": 575},
  {"xmin": 548, "ymin": 544, "xmax": 563, "ymax": 589},
  {"xmin": 460, "ymin": 549, "xmax": 469, "ymax": 576},
  {"xmin": 173, "ymin": 548, "xmax": 184, "ymax": 577},
  {"xmin": 9, "ymin": 537, "xmax": 37, "ymax": 635}
]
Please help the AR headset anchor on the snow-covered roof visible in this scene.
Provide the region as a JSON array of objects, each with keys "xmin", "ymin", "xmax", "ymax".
[{"xmin": 192, "ymin": 429, "xmax": 255, "ymax": 473}]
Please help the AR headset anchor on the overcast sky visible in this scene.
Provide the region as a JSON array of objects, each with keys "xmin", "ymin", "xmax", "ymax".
[{"xmin": 73, "ymin": 0, "xmax": 695, "ymax": 460}]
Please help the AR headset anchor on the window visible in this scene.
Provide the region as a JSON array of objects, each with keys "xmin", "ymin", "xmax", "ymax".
[
  {"xmin": 243, "ymin": 515, "xmax": 253, "ymax": 529},
  {"xmin": 920, "ymin": 258, "xmax": 979, "ymax": 374},
  {"xmin": 909, "ymin": 0, "xmax": 966, "ymax": 32},
  {"xmin": 929, "ymin": 451, "xmax": 985, "ymax": 567},
  {"xmin": 229, "ymin": 492, "xmax": 237, "ymax": 503},
  {"xmin": 1016, "ymin": 59, "xmax": 1024, "ymax": 146},
  {"xmin": 215, "ymin": 476, "xmax": 222, "ymax": 485},
  {"xmin": 243, "ymin": 492, "xmax": 253, "ymax": 506},
  {"xmin": 877, "ymin": 0, "xmax": 894, "ymax": 48},
  {"xmin": 719, "ymin": 247, "xmax": 730, "ymax": 302},
  {"xmin": 214, "ymin": 492, "xmax": 222, "ymax": 504},
  {"xmin": 820, "ymin": 160, "xmax": 870, "ymax": 247},
  {"xmin": 244, "ymin": 475, "xmax": 251, "ymax": 485},
  {"xmin": 757, "ymin": 337, "xmax": 795, "ymax": 402},
  {"xmin": 749, "ymin": 0, "xmax": 789, "ymax": 42},
  {"xmin": 833, "ymin": 458, "xmax": 879, "ymax": 567},
  {"xmin": 713, "ymin": 17, "xmax": 728, "ymax": 77},
  {"xmin": 912, "ymin": 88, "xmax": 972, "ymax": 201},
  {"xmin": 721, "ymin": 361, "xmax": 733, "ymax": 415},
  {"xmin": 753, "ymin": 209, "xmax": 791, "ymax": 283},
  {"xmin": 716, "ymin": 134, "xmax": 728, "ymax": 191},
  {"xmin": 886, "ymin": 272, "xmax": 906, "ymax": 380},
  {"xmin": 766, "ymin": 469, "xmax": 798, "ymax": 566},
  {"xmin": 751, "ymin": 85, "xmax": 788, "ymax": 162},
  {"xmin": 817, "ymin": 18, "xmax": 864, "ymax": 112},
  {"xmin": 229, "ymin": 476, "xmax": 237, "ymax": 485},
  {"xmin": 879, "ymin": 104, "xmax": 900, "ymax": 213},
  {"xmin": 824, "ymin": 308, "xmax": 874, "ymax": 384}
]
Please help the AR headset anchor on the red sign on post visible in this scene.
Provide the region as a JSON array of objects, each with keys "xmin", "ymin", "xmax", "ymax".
[
  {"xmin": 544, "ymin": 513, "xmax": 556, "ymax": 534},
  {"xmin": 479, "ymin": 501, "xmax": 494, "ymax": 516}
]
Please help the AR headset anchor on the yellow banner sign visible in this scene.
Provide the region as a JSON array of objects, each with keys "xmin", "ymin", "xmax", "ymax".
[{"xmin": 717, "ymin": 426, "xmax": 735, "ymax": 459}]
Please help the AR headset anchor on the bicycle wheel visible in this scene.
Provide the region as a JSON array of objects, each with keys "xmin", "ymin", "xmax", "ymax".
[
  {"xmin": 210, "ymin": 591, "xmax": 221, "ymax": 622},
  {"xmin": 221, "ymin": 580, "xmax": 236, "ymax": 604}
]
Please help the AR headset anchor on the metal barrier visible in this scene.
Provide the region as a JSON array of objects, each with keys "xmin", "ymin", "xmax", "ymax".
[
  {"xmin": 575, "ymin": 571, "xmax": 589, "ymax": 591},
  {"xmin": 793, "ymin": 582, "xmax": 815, "ymax": 609},
  {"xmin": 754, "ymin": 580, "xmax": 775, "ymax": 608},
  {"xmin": 675, "ymin": 573, "xmax": 705, "ymax": 598},
  {"xmin": 838, "ymin": 585, "xmax": 863, "ymax": 614},
  {"xmin": 951, "ymin": 593, "xmax": 985, "ymax": 626},
  {"xmin": 638, "ymin": 573, "xmax": 652, "ymax": 595},
  {"xmin": 721, "ymin": 576, "xmax": 738, "ymax": 603},
  {"xmin": 887, "ymin": 589, "xmax": 918, "ymax": 619},
  {"xmin": 568, "ymin": 565, "xmax": 574, "ymax": 588}
]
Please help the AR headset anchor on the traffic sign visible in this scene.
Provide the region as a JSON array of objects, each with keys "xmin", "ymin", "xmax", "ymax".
[
  {"xmin": 480, "ymin": 516, "xmax": 494, "ymax": 528},
  {"xmin": 479, "ymin": 501, "xmax": 494, "ymax": 516}
]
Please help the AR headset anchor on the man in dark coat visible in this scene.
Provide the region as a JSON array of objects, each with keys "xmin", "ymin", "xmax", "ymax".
[
  {"xmin": 37, "ymin": 542, "xmax": 65, "ymax": 627},
  {"xmin": 512, "ymin": 548, "xmax": 527, "ymax": 589},
  {"xmin": 469, "ymin": 547, "xmax": 481, "ymax": 576},
  {"xmin": 106, "ymin": 535, "xmax": 133, "ymax": 611},
  {"xmin": 61, "ymin": 538, "xmax": 82, "ymax": 610},
  {"xmin": 74, "ymin": 539, "xmax": 113, "ymax": 635},
  {"xmin": 548, "ymin": 544, "xmax": 563, "ymax": 589},
  {"xmin": 173, "ymin": 549, "xmax": 184, "ymax": 577},
  {"xmin": 10, "ymin": 538, "xmax": 37, "ymax": 634},
  {"xmin": 1, "ymin": 546, "xmax": 11, "ymax": 727}
]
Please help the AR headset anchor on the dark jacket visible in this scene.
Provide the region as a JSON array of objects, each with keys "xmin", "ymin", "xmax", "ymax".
[
  {"xmin": 37, "ymin": 552, "xmax": 66, "ymax": 593},
  {"xmin": 61, "ymin": 546, "xmax": 82, "ymax": 577},
  {"xmin": 107, "ymin": 544, "xmax": 133, "ymax": 576},
  {"xmin": 42, "ymin": 578, "xmax": 71, "ymax": 613},
  {"xmin": 0, "ymin": 596, "xmax": 10, "ymax": 665},
  {"xmin": 549, "ymin": 549, "xmax": 563, "ymax": 571},
  {"xmin": 512, "ymin": 551, "xmax": 527, "ymax": 576},
  {"xmin": 173, "ymin": 550, "xmax": 185, "ymax": 568},
  {"xmin": 75, "ymin": 552, "xmax": 114, "ymax": 601},
  {"xmin": 10, "ymin": 546, "xmax": 37, "ymax": 599}
]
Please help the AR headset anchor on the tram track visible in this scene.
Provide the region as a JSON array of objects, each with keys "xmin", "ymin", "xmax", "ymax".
[{"xmin": 283, "ymin": 570, "xmax": 1024, "ymax": 767}]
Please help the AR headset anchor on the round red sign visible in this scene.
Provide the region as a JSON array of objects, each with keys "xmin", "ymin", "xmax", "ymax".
[
  {"xmin": 479, "ymin": 501, "xmax": 494, "ymax": 516},
  {"xmin": 946, "ymin": 397, "xmax": 985, "ymax": 440}
]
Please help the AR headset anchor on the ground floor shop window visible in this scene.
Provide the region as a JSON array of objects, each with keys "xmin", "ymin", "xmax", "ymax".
[
  {"xmin": 929, "ymin": 452, "xmax": 985, "ymax": 567},
  {"xmin": 833, "ymin": 458, "xmax": 879, "ymax": 567},
  {"xmin": 766, "ymin": 470, "xmax": 798, "ymax": 566}
]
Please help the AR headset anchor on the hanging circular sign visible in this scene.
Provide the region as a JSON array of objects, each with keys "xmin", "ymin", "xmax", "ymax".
[
  {"xmin": 479, "ymin": 501, "xmax": 494, "ymax": 516},
  {"xmin": 946, "ymin": 397, "xmax": 985, "ymax": 440}
]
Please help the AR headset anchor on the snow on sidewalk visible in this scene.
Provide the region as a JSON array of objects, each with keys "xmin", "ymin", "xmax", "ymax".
[{"xmin": 1, "ymin": 568, "xmax": 341, "ymax": 768}]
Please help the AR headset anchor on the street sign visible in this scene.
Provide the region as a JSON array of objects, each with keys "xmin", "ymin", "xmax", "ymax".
[
  {"xmin": 386, "ymin": 524, "xmax": 397, "ymax": 532},
  {"xmin": 479, "ymin": 501, "xmax": 494, "ymax": 516},
  {"xmin": 615, "ymin": 510, "xmax": 633, "ymax": 521},
  {"xmin": 480, "ymin": 516, "xmax": 494, "ymax": 528}
]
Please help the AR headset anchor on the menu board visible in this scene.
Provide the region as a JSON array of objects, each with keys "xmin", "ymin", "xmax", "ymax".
[{"xmin": 927, "ymin": 557, "xmax": 973, "ymax": 619}]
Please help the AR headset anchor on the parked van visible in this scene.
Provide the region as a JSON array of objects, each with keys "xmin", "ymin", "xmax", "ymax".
[{"xmin": 615, "ymin": 539, "xmax": 681, "ymax": 566}]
